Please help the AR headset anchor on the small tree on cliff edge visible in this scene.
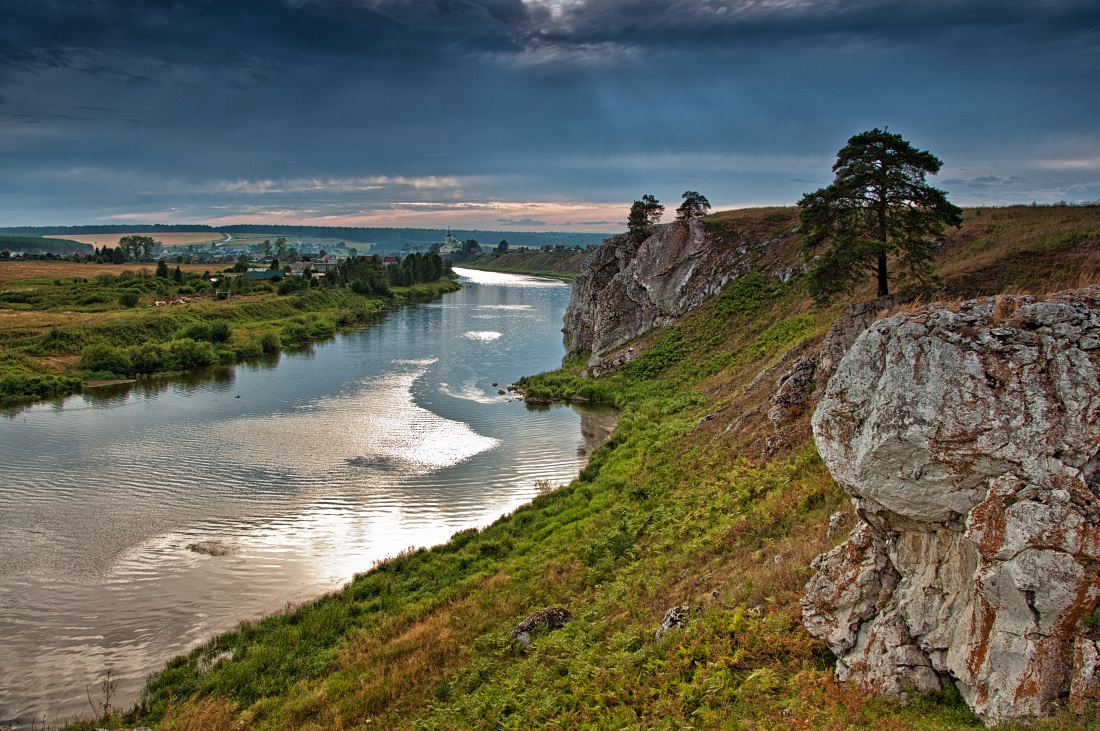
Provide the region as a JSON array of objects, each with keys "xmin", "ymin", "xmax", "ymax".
[
  {"xmin": 798, "ymin": 128, "xmax": 962, "ymax": 301},
  {"xmin": 627, "ymin": 194, "xmax": 665, "ymax": 243},
  {"xmin": 676, "ymin": 191, "xmax": 710, "ymax": 222}
]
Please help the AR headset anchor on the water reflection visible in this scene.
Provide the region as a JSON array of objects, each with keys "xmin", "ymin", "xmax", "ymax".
[{"xmin": 0, "ymin": 268, "xmax": 613, "ymax": 728}]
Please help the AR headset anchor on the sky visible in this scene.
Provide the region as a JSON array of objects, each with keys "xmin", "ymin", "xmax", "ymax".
[{"xmin": 1, "ymin": 0, "xmax": 1098, "ymax": 231}]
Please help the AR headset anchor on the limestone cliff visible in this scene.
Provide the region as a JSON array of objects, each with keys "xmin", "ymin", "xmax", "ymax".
[
  {"xmin": 563, "ymin": 219, "xmax": 794, "ymax": 372},
  {"xmin": 802, "ymin": 287, "xmax": 1100, "ymax": 723}
]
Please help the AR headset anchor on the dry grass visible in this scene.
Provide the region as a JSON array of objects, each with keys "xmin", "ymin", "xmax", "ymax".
[
  {"xmin": 44, "ymin": 232, "xmax": 225, "ymax": 247},
  {"xmin": 938, "ymin": 205, "xmax": 1100, "ymax": 296},
  {"xmin": 242, "ymin": 573, "xmax": 530, "ymax": 730},
  {"xmin": 160, "ymin": 695, "xmax": 243, "ymax": 731},
  {"xmin": 0, "ymin": 261, "xmax": 212, "ymax": 286}
]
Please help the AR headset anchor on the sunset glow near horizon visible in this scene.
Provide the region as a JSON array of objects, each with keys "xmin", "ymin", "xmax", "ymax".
[{"xmin": 1, "ymin": 0, "xmax": 1098, "ymax": 230}]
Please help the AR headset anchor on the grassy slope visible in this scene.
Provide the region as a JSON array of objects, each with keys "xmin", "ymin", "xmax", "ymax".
[
  {"xmin": 72, "ymin": 205, "xmax": 1100, "ymax": 731},
  {"xmin": 460, "ymin": 250, "xmax": 591, "ymax": 278}
]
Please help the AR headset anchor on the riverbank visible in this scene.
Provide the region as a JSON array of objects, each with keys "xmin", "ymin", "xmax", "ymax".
[
  {"xmin": 0, "ymin": 261, "xmax": 460, "ymax": 408},
  {"xmin": 458, "ymin": 248, "xmax": 590, "ymax": 279}
]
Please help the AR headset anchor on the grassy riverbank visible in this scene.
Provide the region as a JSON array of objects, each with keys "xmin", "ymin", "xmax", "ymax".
[
  {"xmin": 460, "ymin": 249, "xmax": 591, "ymax": 279},
  {"xmin": 58, "ymin": 205, "xmax": 1100, "ymax": 730},
  {"xmin": 0, "ymin": 261, "xmax": 459, "ymax": 407}
]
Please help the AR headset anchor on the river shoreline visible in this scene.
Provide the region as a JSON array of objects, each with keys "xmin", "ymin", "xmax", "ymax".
[
  {"xmin": 0, "ymin": 266, "xmax": 461, "ymax": 411},
  {"xmin": 1, "ymin": 269, "xmax": 603, "ymax": 729}
]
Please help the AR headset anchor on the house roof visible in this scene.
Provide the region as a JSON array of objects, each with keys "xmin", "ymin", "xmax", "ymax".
[{"xmin": 246, "ymin": 269, "xmax": 285, "ymax": 281}]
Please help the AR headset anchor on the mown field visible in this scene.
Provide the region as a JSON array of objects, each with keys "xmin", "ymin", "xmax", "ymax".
[
  {"xmin": 43, "ymin": 232, "xmax": 227, "ymax": 247},
  {"xmin": 54, "ymin": 205, "xmax": 1100, "ymax": 731}
]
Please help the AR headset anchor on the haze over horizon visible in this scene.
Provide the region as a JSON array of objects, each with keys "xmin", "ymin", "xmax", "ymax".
[{"xmin": 2, "ymin": 0, "xmax": 1098, "ymax": 231}]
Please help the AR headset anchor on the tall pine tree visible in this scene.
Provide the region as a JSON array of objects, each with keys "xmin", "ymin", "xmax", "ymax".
[{"xmin": 798, "ymin": 129, "xmax": 962, "ymax": 301}]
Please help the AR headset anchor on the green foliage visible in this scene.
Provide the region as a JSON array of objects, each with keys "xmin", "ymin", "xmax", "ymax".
[
  {"xmin": 118, "ymin": 291, "xmax": 140, "ymax": 308},
  {"xmin": 1084, "ymin": 609, "xmax": 1100, "ymax": 629},
  {"xmin": 179, "ymin": 319, "xmax": 232, "ymax": 344},
  {"xmin": 799, "ymin": 128, "xmax": 962, "ymax": 300},
  {"xmin": 627, "ymin": 194, "xmax": 665, "ymax": 243},
  {"xmin": 676, "ymin": 190, "xmax": 711, "ymax": 222},
  {"xmin": 0, "ymin": 374, "xmax": 83, "ymax": 404},
  {"xmin": 621, "ymin": 328, "xmax": 685, "ymax": 380},
  {"xmin": 80, "ymin": 343, "xmax": 134, "ymax": 377}
]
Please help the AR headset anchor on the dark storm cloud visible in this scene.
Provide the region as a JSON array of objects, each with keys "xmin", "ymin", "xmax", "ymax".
[{"xmin": 0, "ymin": 0, "xmax": 1098, "ymax": 225}]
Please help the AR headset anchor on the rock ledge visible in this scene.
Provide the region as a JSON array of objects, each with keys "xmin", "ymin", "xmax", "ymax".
[{"xmin": 803, "ymin": 287, "xmax": 1100, "ymax": 722}]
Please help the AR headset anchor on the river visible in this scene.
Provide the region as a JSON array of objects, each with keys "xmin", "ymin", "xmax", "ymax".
[{"xmin": 0, "ymin": 268, "xmax": 613, "ymax": 728}]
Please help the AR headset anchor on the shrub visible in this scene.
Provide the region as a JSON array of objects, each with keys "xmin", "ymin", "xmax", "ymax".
[
  {"xmin": 259, "ymin": 331, "xmax": 281, "ymax": 354},
  {"xmin": 163, "ymin": 338, "xmax": 216, "ymax": 370},
  {"xmin": 0, "ymin": 374, "xmax": 84, "ymax": 403},
  {"xmin": 234, "ymin": 337, "xmax": 264, "ymax": 358},
  {"xmin": 129, "ymin": 343, "xmax": 168, "ymax": 374},
  {"xmin": 80, "ymin": 344, "xmax": 133, "ymax": 377},
  {"xmin": 178, "ymin": 322, "xmax": 212, "ymax": 342},
  {"xmin": 280, "ymin": 319, "xmax": 312, "ymax": 346},
  {"xmin": 77, "ymin": 293, "xmax": 114, "ymax": 305},
  {"xmin": 208, "ymin": 320, "xmax": 232, "ymax": 344},
  {"xmin": 118, "ymin": 291, "xmax": 140, "ymax": 308}
]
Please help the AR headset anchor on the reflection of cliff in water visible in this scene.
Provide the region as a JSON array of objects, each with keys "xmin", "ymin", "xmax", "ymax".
[
  {"xmin": 577, "ymin": 406, "xmax": 618, "ymax": 458},
  {"xmin": 522, "ymin": 401, "xmax": 618, "ymax": 459}
]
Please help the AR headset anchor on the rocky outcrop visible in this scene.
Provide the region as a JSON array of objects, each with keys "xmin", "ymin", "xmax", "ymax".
[
  {"xmin": 510, "ymin": 607, "xmax": 572, "ymax": 647},
  {"xmin": 655, "ymin": 605, "xmax": 691, "ymax": 640},
  {"xmin": 768, "ymin": 295, "xmax": 900, "ymax": 424},
  {"xmin": 803, "ymin": 287, "xmax": 1100, "ymax": 723},
  {"xmin": 563, "ymin": 221, "xmax": 792, "ymax": 371}
]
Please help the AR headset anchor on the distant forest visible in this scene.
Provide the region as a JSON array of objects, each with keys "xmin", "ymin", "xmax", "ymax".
[
  {"xmin": 0, "ymin": 235, "xmax": 93, "ymax": 254},
  {"xmin": 0, "ymin": 224, "xmax": 615, "ymax": 249}
]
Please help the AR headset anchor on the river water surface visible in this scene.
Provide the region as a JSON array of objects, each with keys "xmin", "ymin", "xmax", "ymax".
[{"xmin": 0, "ymin": 268, "xmax": 613, "ymax": 727}]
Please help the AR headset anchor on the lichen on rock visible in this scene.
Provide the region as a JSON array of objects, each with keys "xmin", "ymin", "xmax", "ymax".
[{"xmin": 803, "ymin": 287, "xmax": 1100, "ymax": 723}]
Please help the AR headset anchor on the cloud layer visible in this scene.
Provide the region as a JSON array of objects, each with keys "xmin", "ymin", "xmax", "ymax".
[{"xmin": 1, "ymin": 0, "xmax": 1097, "ymax": 227}]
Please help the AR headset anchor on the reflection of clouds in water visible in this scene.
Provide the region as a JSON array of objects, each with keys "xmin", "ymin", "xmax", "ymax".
[
  {"xmin": 439, "ymin": 381, "xmax": 501, "ymax": 405},
  {"xmin": 214, "ymin": 363, "xmax": 497, "ymax": 475},
  {"xmin": 453, "ymin": 268, "xmax": 566, "ymax": 288},
  {"xmin": 475, "ymin": 304, "xmax": 533, "ymax": 311},
  {"xmin": 464, "ymin": 331, "xmax": 502, "ymax": 342}
]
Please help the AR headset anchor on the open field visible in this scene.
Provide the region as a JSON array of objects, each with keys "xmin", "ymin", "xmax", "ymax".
[
  {"xmin": 0, "ymin": 261, "xmax": 217, "ymax": 287},
  {"xmin": 43, "ymin": 232, "xmax": 227, "ymax": 247}
]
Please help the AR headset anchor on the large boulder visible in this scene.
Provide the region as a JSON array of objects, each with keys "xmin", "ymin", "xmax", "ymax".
[{"xmin": 803, "ymin": 287, "xmax": 1100, "ymax": 722}]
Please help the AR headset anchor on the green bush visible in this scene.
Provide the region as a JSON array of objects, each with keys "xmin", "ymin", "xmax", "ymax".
[
  {"xmin": 280, "ymin": 319, "xmax": 312, "ymax": 346},
  {"xmin": 178, "ymin": 319, "xmax": 232, "ymax": 344},
  {"xmin": 163, "ymin": 338, "xmax": 216, "ymax": 370},
  {"xmin": 208, "ymin": 320, "xmax": 232, "ymax": 344},
  {"xmin": 118, "ymin": 291, "xmax": 140, "ymax": 308},
  {"xmin": 234, "ymin": 337, "xmax": 264, "ymax": 358},
  {"xmin": 129, "ymin": 342, "xmax": 168, "ymax": 374},
  {"xmin": 80, "ymin": 344, "xmax": 133, "ymax": 377},
  {"xmin": 0, "ymin": 374, "xmax": 84, "ymax": 403},
  {"xmin": 259, "ymin": 331, "xmax": 281, "ymax": 354}
]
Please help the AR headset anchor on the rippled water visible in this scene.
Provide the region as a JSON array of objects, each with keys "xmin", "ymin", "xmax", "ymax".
[{"xmin": 0, "ymin": 268, "xmax": 614, "ymax": 727}]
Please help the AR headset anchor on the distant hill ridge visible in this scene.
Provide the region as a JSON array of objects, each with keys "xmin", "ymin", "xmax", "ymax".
[{"xmin": 0, "ymin": 224, "xmax": 615, "ymax": 249}]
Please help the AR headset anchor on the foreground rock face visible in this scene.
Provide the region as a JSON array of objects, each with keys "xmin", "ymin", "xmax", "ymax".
[
  {"xmin": 803, "ymin": 288, "xmax": 1100, "ymax": 722},
  {"xmin": 563, "ymin": 221, "xmax": 791, "ymax": 370}
]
